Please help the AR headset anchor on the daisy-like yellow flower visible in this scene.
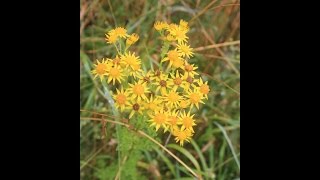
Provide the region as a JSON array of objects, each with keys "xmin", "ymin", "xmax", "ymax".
[
  {"xmin": 161, "ymin": 49, "xmax": 184, "ymax": 69},
  {"xmin": 91, "ymin": 58, "xmax": 112, "ymax": 81},
  {"xmin": 126, "ymin": 33, "xmax": 139, "ymax": 46},
  {"xmin": 197, "ymin": 78, "xmax": 210, "ymax": 99},
  {"xmin": 178, "ymin": 111, "xmax": 196, "ymax": 133},
  {"xmin": 153, "ymin": 73, "xmax": 173, "ymax": 95},
  {"xmin": 168, "ymin": 26, "xmax": 188, "ymax": 44},
  {"xmin": 127, "ymin": 80, "xmax": 150, "ymax": 101},
  {"xmin": 166, "ymin": 23, "xmax": 179, "ymax": 32},
  {"xmin": 127, "ymin": 99, "xmax": 144, "ymax": 119},
  {"xmin": 162, "ymin": 89, "xmax": 183, "ymax": 109},
  {"xmin": 144, "ymin": 95, "xmax": 162, "ymax": 113},
  {"xmin": 120, "ymin": 51, "xmax": 141, "ymax": 70},
  {"xmin": 177, "ymin": 42, "xmax": 194, "ymax": 59},
  {"xmin": 183, "ymin": 62, "xmax": 199, "ymax": 78},
  {"xmin": 174, "ymin": 127, "xmax": 193, "ymax": 146},
  {"xmin": 113, "ymin": 27, "xmax": 128, "ymax": 38},
  {"xmin": 179, "ymin": 19, "xmax": 189, "ymax": 31},
  {"xmin": 148, "ymin": 109, "xmax": 169, "ymax": 131},
  {"xmin": 185, "ymin": 89, "xmax": 204, "ymax": 109},
  {"xmin": 154, "ymin": 21, "xmax": 168, "ymax": 31},
  {"xmin": 113, "ymin": 88, "xmax": 130, "ymax": 112},
  {"xmin": 106, "ymin": 65, "xmax": 125, "ymax": 85},
  {"xmin": 168, "ymin": 70, "xmax": 186, "ymax": 91},
  {"xmin": 166, "ymin": 110, "xmax": 180, "ymax": 132},
  {"xmin": 105, "ymin": 33, "xmax": 118, "ymax": 44}
]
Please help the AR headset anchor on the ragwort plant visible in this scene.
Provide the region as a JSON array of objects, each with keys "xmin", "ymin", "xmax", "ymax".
[{"xmin": 91, "ymin": 19, "xmax": 211, "ymax": 147}]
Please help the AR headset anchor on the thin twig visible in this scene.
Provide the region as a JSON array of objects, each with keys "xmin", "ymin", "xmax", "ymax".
[
  {"xmin": 193, "ymin": 40, "xmax": 240, "ymax": 52},
  {"xmin": 201, "ymin": 72, "xmax": 240, "ymax": 95}
]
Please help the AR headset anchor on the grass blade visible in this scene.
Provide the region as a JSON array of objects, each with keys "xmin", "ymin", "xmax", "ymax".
[{"xmin": 167, "ymin": 144, "xmax": 201, "ymax": 172}]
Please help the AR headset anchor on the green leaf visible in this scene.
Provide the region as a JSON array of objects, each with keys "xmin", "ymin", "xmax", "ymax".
[
  {"xmin": 190, "ymin": 139, "xmax": 208, "ymax": 173},
  {"xmin": 167, "ymin": 144, "xmax": 201, "ymax": 172},
  {"xmin": 154, "ymin": 148, "xmax": 176, "ymax": 178}
]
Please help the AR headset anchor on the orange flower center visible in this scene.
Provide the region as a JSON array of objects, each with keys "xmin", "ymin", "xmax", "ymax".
[
  {"xmin": 133, "ymin": 84, "xmax": 144, "ymax": 95},
  {"xmin": 160, "ymin": 80, "xmax": 167, "ymax": 87},
  {"xmin": 185, "ymin": 64, "xmax": 193, "ymax": 72},
  {"xmin": 109, "ymin": 67, "xmax": 120, "ymax": 77},
  {"xmin": 200, "ymin": 84, "xmax": 210, "ymax": 94},
  {"xmin": 154, "ymin": 113, "xmax": 166, "ymax": 124},
  {"xmin": 190, "ymin": 93, "xmax": 200, "ymax": 103},
  {"xmin": 96, "ymin": 63, "xmax": 107, "ymax": 75},
  {"xmin": 174, "ymin": 78, "xmax": 182, "ymax": 85},
  {"xmin": 116, "ymin": 94, "xmax": 126, "ymax": 105},
  {"xmin": 133, "ymin": 103, "xmax": 140, "ymax": 111},
  {"xmin": 183, "ymin": 117, "xmax": 193, "ymax": 128}
]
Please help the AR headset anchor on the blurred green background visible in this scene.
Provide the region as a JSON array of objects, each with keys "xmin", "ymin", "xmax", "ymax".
[{"xmin": 80, "ymin": 0, "xmax": 240, "ymax": 179}]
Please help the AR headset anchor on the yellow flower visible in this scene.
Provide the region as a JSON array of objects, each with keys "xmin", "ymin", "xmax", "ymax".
[
  {"xmin": 126, "ymin": 33, "xmax": 139, "ymax": 45},
  {"xmin": 105, "ymin": 33, "xmax": 118, "ymax": 44},
  {"xmin": 168, "ymin": 70, "xmax": 186, "ymax": 91},
  {"xmin": 166, "ymin": 23, "xmax": 179, "ymax": 32},
  {"xmin": 148, "ymin": 109, "xmax": 169, "ymax": 131},
  {"xmin": 178, "ymin": 111, "xmax": 196, "ymax": 133},
  {"xmin": 153, "ymin": 73, "xmax": 173, "ymax": 95},
  {"xmin": 91, "ymin": 58, "xmax": 112, "ymax": 81},
  {"xmin": 179, "ymin": 19, "xmax": 189, "ymax": 31},
  {"xmin": 154, "ymin": 21, "xmax": 168, "ymax": 31},
  {"xmin": 183, "ymin": 62, "xmax": 199, "ymax": 78},
  {"xmin": 161, "ymin": 49, "xmax": 184, "ymax": 69},
  {"xmin": 168, "ymin": 26, "xmax": 188, "ymax": 44},
  {"xmin": 174, "ymin": 127, "xmax": 193, "ymax": 146},
  {"xmin": 166, "ymin": 110, "xmax": 180, "ymax": 132},
  {"xmin": 145, "ymin": 95, "xmax": 162, "ymax": 113},
  {"xmin": 120, "ymin": 51, "xmax": 141, "ymax": 70},
  {"xmin": 113, "ymin": 88, "xmax": 130, "ymax": 112},
  {"xmin": 185, "ymin": 89, "xmax": 204, "ymax": 109},
  {"xmin": 128, "ymin": 80, "xmax": 150, "ymax": 101},
  {"xmin": 127, "ymin": 99, "xmax": 144, "ymax": 119},
  {"xmin": 114, "ymin": 27, "xmax": 128, "ymax": 38},
  {"xmin": 106, "ymin": 65, "xmax": 125, "ymax": 85},
  {"xmin": 162, "ymin": 89, "xmax": 183, "ymax": 109},
  {"xmin": 197, "ymin": 78, "xmax": 210, "ymax": 99},
  {"xmin": 177, "ymin": 42, "xmax": 194, "ymax": 59}
]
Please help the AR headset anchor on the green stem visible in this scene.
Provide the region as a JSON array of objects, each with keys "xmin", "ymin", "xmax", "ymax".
[
  {"xmin": 114, "ymin": 44, "xmax": 121, "ymax": 55},
  {"xmin": 101, "ymin": 80, "xmax": 121, "ymax": 179}
]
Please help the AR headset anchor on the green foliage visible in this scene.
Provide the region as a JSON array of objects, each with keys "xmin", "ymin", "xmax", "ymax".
[{"xmin": 90, "ymin": 115, "xmax": 157, "ymax": 180}]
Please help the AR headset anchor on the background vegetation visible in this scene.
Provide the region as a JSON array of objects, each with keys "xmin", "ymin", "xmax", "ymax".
[{"xmin": 80, "ymin": 0, "xmax": 240, "ymax": 179}]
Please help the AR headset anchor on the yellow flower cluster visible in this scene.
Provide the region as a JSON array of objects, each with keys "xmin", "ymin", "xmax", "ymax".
[{"xmin": 91, "ymin": 20, "xmax": 210, "ymax": 146}]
